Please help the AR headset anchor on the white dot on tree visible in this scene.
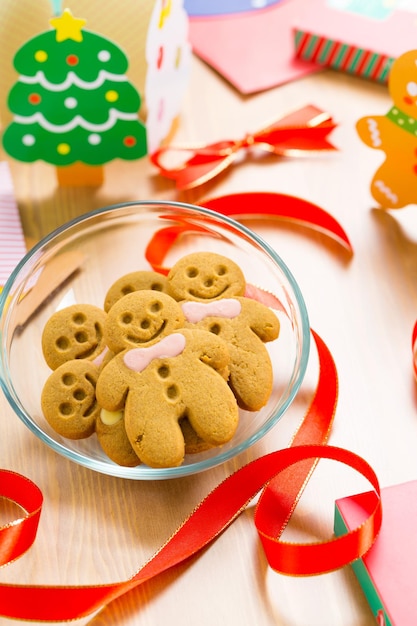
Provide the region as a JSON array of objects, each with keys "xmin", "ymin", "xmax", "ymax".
[
  {"xmin": 98, "ymin": 50, "xmax": 111, "ymax": 62},
  {"xmin": 22, "ymin": 134, "xmax": 35, "ymax": 146},
  {"xmin": 64, "ymin": 97, "xmax": 78, "ymax": 109},
  {"xmin": 88, "ymin": 134, "xmax": 101, "ymax": 145}
]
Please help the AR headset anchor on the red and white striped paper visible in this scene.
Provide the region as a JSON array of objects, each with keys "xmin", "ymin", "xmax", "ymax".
[{"xmin": 0, "ymin": 161, "xmax": 26, "ymax": 288}]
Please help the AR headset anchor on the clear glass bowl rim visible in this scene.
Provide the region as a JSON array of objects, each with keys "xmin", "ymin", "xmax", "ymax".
[{"xmin": 0, "ymin": 200, "xmax": 311, "ymax": 479}]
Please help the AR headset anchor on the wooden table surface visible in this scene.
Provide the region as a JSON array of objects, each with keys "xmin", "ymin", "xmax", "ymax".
[{"xmin": 2, "ymin": 52, "xmax": 417, "ymax": 626}]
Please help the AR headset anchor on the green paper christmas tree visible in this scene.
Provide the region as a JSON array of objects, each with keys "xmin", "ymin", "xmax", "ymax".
[{"xmin": 2, "ymin": 9, "xmax": 147, "ymax": 185}]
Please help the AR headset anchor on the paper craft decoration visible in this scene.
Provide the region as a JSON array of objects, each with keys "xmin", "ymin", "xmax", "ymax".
[
  {"xmin": 356, "ymin": 50, "xmax": 417, "ymax": 209},
  {"xmin": 0, "ymin": 161, "xmax": 27, "ymax": 291},
  {"xmin": 0, "ymin": 1, "xmax": 191, "ymax": 186},
  {"xmin": 2, "ymin": 9, "xmax": 146, "ymax": 186},
  {"xmin": 294, "ymin": 0, "xmax": 417, "ymax": 84},
  {"xmin": 412, "ymin": 321, "xmax": 417, "ymax": 380},
  {"xmin": 183, "ymin": 0, "xmax": 285, "ymax": 16},
  {"xmin": 186, "ymin": 0, "xmax": 318, "ymax": 94},
  {"xmin": 335, "ymin": 481, "xmax": 417, "ymax": 626}
]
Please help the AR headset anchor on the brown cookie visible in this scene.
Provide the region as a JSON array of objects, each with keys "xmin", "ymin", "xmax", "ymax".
[
  {"xmin": 96, "ymin": 409, "xmax": 141, "ymax": 467},
  {"xmin": 167, "ymin": 252, "xmax": 246, "ymax": 302},
  {"xmin": 182, "ymin": 296, "xmax": 280, "ymax": 411},
  {"xmin": 103, "ymin": 289, "xmax": 185, "ymax": 354},
  {"xmin": 180, "ymin": 417, "xmax": 213, "ymax": 455},
  {"xmin": 104, "ymin": 270, "xmax": 174, "ymax": 312},
  {"xmin": 41, "ymin": 359, "xmax": 100, "ymax": 439},
  {"xmin": 96, "ymin": 327, "xmax": 238, "ymax": 468},
  {"xmin": 41, "ymin": 304, "xmax": 107, "ymax": 370}
]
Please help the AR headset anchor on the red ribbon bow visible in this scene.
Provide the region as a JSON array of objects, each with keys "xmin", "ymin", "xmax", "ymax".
[{"xmin": 150, "ymin": 105, "xmax": 337, "ymax": 190}]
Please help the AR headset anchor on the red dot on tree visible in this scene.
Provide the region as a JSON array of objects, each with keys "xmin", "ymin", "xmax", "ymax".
[
  {"xmin": 29, "ymin": 93, "xmax": 41, "ymax": 105},
  {"xmin": 66, "ymin": 54, "xmax": 79, "ymax": 66},
  {"xmin": 123, "ymin": 136, "xmax": 137, "ymax": 147},
  {"xmin": 157, "ymin": 46, "xmax": 164, "ymax": 69}
]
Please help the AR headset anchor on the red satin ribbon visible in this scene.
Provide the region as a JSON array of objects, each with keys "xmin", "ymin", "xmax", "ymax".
[
  {"xmin": 200, "ymin": 192, "xmax": 352, "ymax": 251},
  {"xmin": 0, "ymin": 333, "xmax": 381, "ymax": 621},
  {"xmin": 0, "ymin": 446, "xmax": 381, "ymax": 621},
  {"xmin": 150, "ymin": 105, "xmax": 337, "ymax": 190},
  {"xmin": 0, "ymin": 470, "xmax": 42, "ymax": 567},
  {"xmin": 145, "ymin": 192, "xmax": 352, "ymax": 275}
]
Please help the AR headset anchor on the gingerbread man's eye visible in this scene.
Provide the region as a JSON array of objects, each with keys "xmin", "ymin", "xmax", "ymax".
[
  {"xmin": 186, "ymin": 267, "xmax": 198, "ymax": 278},
  {"xmin": 406, "ymin": 81, "xmax": 417, "ymax": 97},
  {"xmin": 121, "ymin": 313, "xmax": 133, "ymax": 324}
]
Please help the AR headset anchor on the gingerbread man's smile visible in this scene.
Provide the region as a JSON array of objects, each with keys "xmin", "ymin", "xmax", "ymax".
[
  {"xmin": 188, "ymin": 285, "xmax": 229, "ymax": 299},
  {"xmin": 127, "ymin": 320, "xmax": 167, "ymax": 344}
]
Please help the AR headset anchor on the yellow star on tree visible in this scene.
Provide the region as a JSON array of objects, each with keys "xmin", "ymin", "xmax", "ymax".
[{"xmin": 49, "ymin": 9, "xmax": 87, "ymax": 43}]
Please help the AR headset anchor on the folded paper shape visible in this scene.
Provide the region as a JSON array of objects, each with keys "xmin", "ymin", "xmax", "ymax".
[
  {"xmin": 335, "ymin": 481, "xmax": 417, "ymax": 626},
  {"xmin": 0, "ymin": 161, "xmax": 27, "ymax": 289},
  {"xmin": 184, "ymin": 0, "xmax": 284, "ymax": 17},
  {"xmin": 294, "ymin": 0, "xmax": 417, "ymax": 84},
  {"xmin": 187, "ymin": 0, "xmax": 319, "ymax": 93}
]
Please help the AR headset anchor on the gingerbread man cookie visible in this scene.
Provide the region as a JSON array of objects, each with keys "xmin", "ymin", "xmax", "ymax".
[
  {"xmin": 103, "ymin": 290, "xmax": 185, "ymax": 354},
  {"xmin": 41, "ymin": 304, "xmax": 108, "ymax": 370},
  {"xmin": 41, "ymin": 359, "xmax": 100, "ymax": 439},
  {"xmin": 96, "ymin": 409, "xmax": 141, "ymax": 467},
  {"xmin": 96, "ymin": 328, "xmax": 238, "ymax": 468},
  {"xmin": 104, "ymin": 270, "xmax": 174, "ymax": 312},
  {"xmin": 167, "ymin": 251, "xmax": 279, "ymax": 410},
  {"xmin": 167, "ymin": 251, "xmax": 246, "ymax": 302},
  {"xmin": 356, "ymin": 50, "xmax": 417, "ymax": 208},
  {"xmin": 182, "ymin": 297, "xmax": 279, "ymax": 411}
]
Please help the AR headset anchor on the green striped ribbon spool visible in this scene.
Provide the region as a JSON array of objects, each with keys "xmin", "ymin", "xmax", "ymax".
[{"xmin": 294, "ymin": 29, "xmax": 393, "ymax": 84}]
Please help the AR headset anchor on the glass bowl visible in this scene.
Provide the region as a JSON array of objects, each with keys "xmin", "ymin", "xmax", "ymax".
[{"xmin": 0, "ymin": 201, "xmax": 310, "ymax": 479}]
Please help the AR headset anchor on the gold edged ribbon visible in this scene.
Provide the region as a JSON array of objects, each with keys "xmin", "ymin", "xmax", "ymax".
[
  {"xmin": 0, "ymin": 332, "xmax": 381, "ymax": 621},
  {"xmin": 150, "ymin": 105, "xmax": 338, "ymax": 190},
  {"xmin": 145, "ymin": 191, "xmax": 352, "ymax": 276}
]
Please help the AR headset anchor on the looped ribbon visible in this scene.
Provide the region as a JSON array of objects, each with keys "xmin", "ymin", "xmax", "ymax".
[
  {"xmin": 0, "ymin": 197, "xmax": 382, "ymax": 622},
  {"xmin": 0, "ymin": 332, "xmax": 382, "ymax": 621},
  {"xmin": 150, "ymin": 105, "xmax": 338, "ymax": 190},
  {"xmin": 146, "ymin": 191, "xmax": 352, "ymax": 276}
]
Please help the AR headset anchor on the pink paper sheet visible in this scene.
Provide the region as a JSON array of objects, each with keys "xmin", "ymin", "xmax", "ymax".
[
  {"xmin": 336, "ymin": 481, "xmax": 417, "ymax": 625},
  {"xmin": 295, "ymin": 0, "xmax": 417, "ymax": 60},
  {"xmin": 188, "ymin": 0, "xmax": 319, "ymax": 94}
]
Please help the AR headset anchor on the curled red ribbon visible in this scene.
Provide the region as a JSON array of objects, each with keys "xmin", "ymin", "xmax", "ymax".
[
  {"xmin": 199, "ymin": 192, "xmax": 352, "ymax": 251},
  {"xmin": 0, "ymin": 470, "xmax": 42, "ymax": 567},
  {"xmin": 145, "ymin": 192, "xmax": 352, "ymax": 276},
  {"xmin": 0, "ymin": 332, "xmax": 381, "ymax": 621},
  {"xmin": 150, "ymin": 105, "xmax": 337, "ymax": 190}
]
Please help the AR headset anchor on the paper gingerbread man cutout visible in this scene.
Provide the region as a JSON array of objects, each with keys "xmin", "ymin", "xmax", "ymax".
[{"xmin": 356, "ymin": 50, "xmax": 417, "ymax": 209}]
